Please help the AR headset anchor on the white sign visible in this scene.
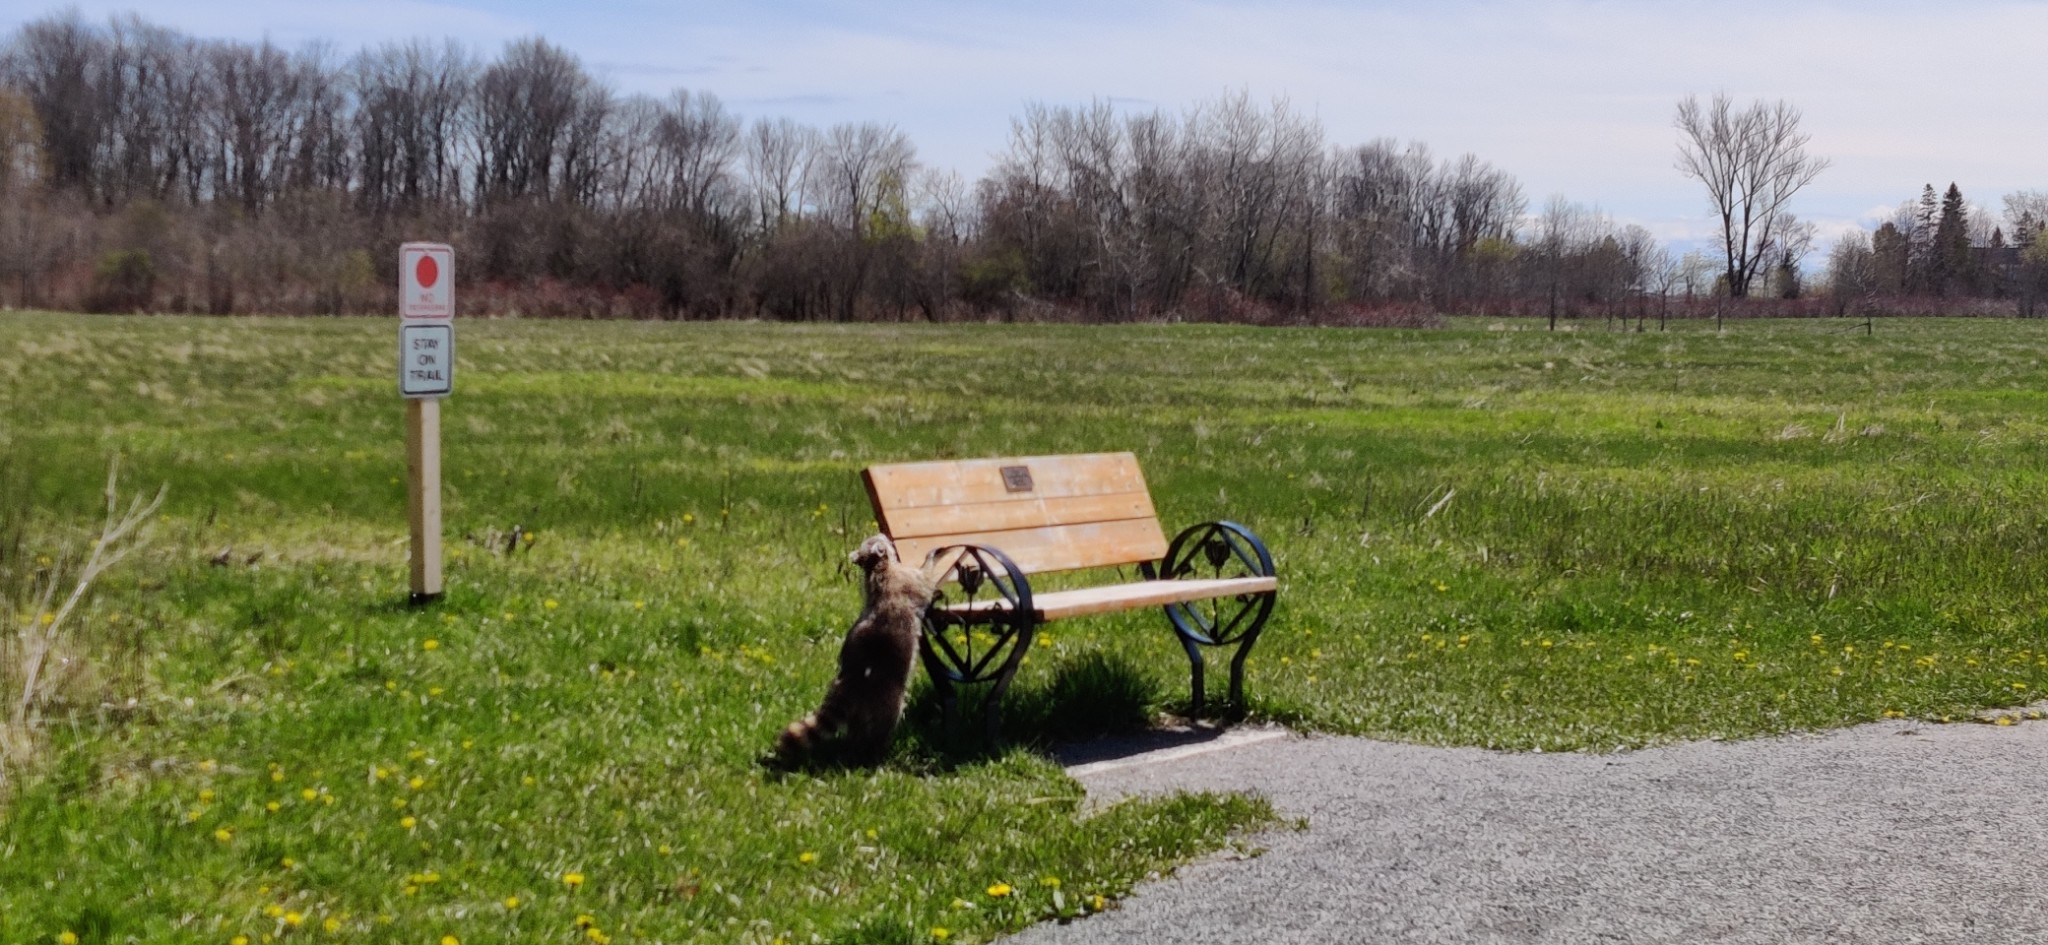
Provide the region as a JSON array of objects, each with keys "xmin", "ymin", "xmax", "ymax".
[
  {"xmin": 400, "ymin": 323, "xmax": 453, "ymax": 398},
  {"xmin": 400, "ymin": 242, "xmax": 454, "ymax": 321}
]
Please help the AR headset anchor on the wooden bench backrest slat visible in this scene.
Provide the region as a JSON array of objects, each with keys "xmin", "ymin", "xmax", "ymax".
[
  {"xmin": 864, "ymin": 452, "xmax": 1169, "ymax": 575},
  {"xmin": 881, "ymin": 491, "xmax": 1158, "ymax": 540}
]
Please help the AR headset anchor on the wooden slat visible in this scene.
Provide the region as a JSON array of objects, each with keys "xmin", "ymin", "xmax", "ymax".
[
  {"xmin": 894, "ymin": 518, "xmax": 1170, "ymax": 576},
  {"xmin": 864, "ymin": 453, "xmax": 1149, "ymax": 512},
  {"xmin": 881, "ymin": 491, "xmax": 1158, "ymax": 540},
  {"xmin": 940, "ymin": 576, "xmax": 1278, "ymax": 622}
]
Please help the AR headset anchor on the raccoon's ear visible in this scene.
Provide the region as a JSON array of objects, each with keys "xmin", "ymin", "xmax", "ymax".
[{"xmin": 850, "ymin": 533, "xmax": 897, "ymax": 567}]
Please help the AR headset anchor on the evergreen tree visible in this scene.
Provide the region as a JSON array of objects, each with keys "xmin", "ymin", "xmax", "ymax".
[
  {"xmin": 1871, "ymin": 221, "xmax": 1908, "ymax": 294},
  {"xmin": 1935, "ymin": 183, "xmax": 1973, "ymax": 296},
  {"xmin": 2014, "ymin": 214, "xmax": 2039, "ymax": 252}
]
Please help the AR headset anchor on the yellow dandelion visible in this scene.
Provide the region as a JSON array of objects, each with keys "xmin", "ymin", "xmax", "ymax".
[
  {"xmin": 441, "ymin": 937, "xmax": 460, "ymax": 945},
  {"xmin": 931, "ymin": 929, "xmax": 951, "ymax": 942},
  {"xmin": 562, "ymin": 871, "xmax": 585, "ymax": 888},
  {"xmin": 199, "ymin": 789, "xmax": 216, "ymax": 803},
  {"xmin": 283, "ymin": 912, "xmax": 303, "ymax": 929},
  {"xmin": 391, "ymin": 797, "xmax": 408, "ymax": 809},
  {"xmin": 575, "ymin": 915, "xmax": 597, "ymax": 930},
  {"xmin": 265, "ymin": 801, "xmax": 280, "ymax": 813},
  {"xmin": 301, "ymin": 788, "xmax": 318, "ymax": 801},
  {"xmin": 1088, "ymin": 893, "xmax": 1108, "ymax": 912},
  {"xmin": 264, "ymin": 905, "xmax": 285, "ymax": 919},
  {"xmin": 1040, "ymin": 876, "xmax": 1061, "ymax": 888},
  {"xmin": 987, "ymin": 882, "xmax": 1013, "ymax": 898},
  {"xmin": 271, "ymin": 770, "xmax": 285, "ymax": 783},
  {"xmin": 1997, "ymin": 717, "xmax": 2016, "ymax": 726},
  {"xmin": 521, "ymin": 775, "xmax": 536, "ymax": 787},
  {"xmin": 400, "ymin": 816, "xmax": 417, "ymax": 830},
  {"xmin": 322, "ymin": 917, "xmax": 341, "ymax": 933},
  {"xmin": 280, "ymin": 857, "xmax": 295, "ymax": 869},
  {"xmin": 633, "ymin": 600, "xmax": 645, "ymax": 610},
  {"xmin": 214, "ymin": 827, "xmax": 234, "ymax": 843},
  {"xmin": 522, "ymin": 531, "xmax": 536, "ymax": 544},
  {"xmin": 39, "ymin": 612, "xmax": 54, "ymax": 627},
  {"xmin": 503, "ymin": 896, "xmax": 520, "ymax": 910},
  {"xmin": 658, "ymin": 844, "xmax": 672, "ymax": 855},
  {"xmin": 544, "ymin": 599, "xmax": 559, "ymax": 610},
  {"xmin": 586, "ymin": 930, "xmax": 610, "ymax": 945},
  {"xmin": 233, "ymin": 936, "xmax": 250, "ymax": 945},
  {"xmin": 798, "ymin": 851, "xmax": 817, "ymax": 865},
  {"xmin": 422, "ymin": 639, "xmax": 439, "ymax": 651},
  {"xmin": 57, "ymin": 932, "xmax": 79, "ymax": 945}
]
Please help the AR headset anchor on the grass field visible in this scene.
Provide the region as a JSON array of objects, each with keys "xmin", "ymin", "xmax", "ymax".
[{"xmin": 9, "ymin": 312, "xmax": 2048, "ymax": 944}]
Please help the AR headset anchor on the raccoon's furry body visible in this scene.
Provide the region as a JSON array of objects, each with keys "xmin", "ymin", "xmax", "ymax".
[{"xmin": 775, "ymin": 534, "xmax": 936, "ymax": 765}]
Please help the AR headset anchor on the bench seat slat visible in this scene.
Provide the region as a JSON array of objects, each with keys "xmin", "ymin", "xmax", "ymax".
[
  {"xmin": 939, "ymin": 576, "xmax": 1278, "ymax": 622},
  {"xmin": 893, "ymin": 518, "xmax": 1170, "ymax": 576}
]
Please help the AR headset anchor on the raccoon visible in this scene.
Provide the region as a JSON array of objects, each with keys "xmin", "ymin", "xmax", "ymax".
[{"xmin": 774, "ymin": 534, "xmax": 936, "ymax": 766}]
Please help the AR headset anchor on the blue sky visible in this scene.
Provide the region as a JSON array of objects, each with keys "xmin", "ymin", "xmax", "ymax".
[{"xmin": 11, "ymin": 0, "xmax": 2048, "ymax": 252}]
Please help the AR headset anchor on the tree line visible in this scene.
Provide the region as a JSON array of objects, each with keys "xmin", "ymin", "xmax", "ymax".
[{"xmin": 1, "ymin": 11, "xmax": 2043, "ymax": 323}]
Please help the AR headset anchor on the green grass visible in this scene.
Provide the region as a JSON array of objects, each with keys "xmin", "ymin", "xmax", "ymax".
[{"xmin": 9, "ymin": 312, "xmax": 2048, "ymax": 943}]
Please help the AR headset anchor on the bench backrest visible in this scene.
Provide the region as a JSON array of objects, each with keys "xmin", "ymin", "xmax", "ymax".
[{"xmin": 861, "ymin": 452, "xmax": 1170, "ymax": 576}]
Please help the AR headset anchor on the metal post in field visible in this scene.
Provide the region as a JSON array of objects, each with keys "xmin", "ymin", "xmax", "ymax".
[
  {"xmin": 406, "ymin": 397, "xmax": 442, "ymax": 601},
  {"xmin": 399, "ymin": 242, "xmax": 455, "ymax": 604}
]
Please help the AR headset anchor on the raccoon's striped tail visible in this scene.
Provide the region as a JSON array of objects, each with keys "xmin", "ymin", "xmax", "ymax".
[{"xmin": 774, "ymin": 699, "xmax": 845, "ymax": 763}]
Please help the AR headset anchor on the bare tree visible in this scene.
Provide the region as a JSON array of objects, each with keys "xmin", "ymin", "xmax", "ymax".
[
  {"xmin": 7, "ymin": 11, "xmax": 107, "ymax": 198},
  {"xmin": 1641, "ymin": 242, "xmax": 1676, "ymax": 330},
  {"xmin": 1825, "ymin": 231, "xmax": 1875, "ymax": 316},
  {"xmin": 2004, "ymin": 190, "xmax": 2048, "ymax": 251},
  {"xmin": 1676, "ymin": 249, "xmax": 1716, "ymax": 304},
  {"xmin": 1674, "ymin": 93, "xmax": 1828, "ymax": 299},
  {"xmin": 744, "ymin": 117, "xmax": 815, "ymax": 232}
]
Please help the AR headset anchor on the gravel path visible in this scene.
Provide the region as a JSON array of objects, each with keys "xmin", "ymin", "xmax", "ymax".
[{"xmin": 1011, "ymin": 718, "xmax": 2048, "ymax": 944}]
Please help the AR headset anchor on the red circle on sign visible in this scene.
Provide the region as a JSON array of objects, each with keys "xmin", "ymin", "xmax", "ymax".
[{"xmin": 416, "ymin": 255, "xmax": 439, "ymax": 289}]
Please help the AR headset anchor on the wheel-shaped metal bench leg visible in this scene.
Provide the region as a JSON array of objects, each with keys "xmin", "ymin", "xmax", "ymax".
[
  {"xmin": 916, "ymin": 635, "xmax": 961, "ymax": 734},
  {"xmin": 978, "ymin": 623, "xmax": 1033, "ymax": 742},
  {"xmin": 1149, "ymin": 521, "xmax": 1277, "ymax": 712},
  {"xmin": 1178, "ymin": 632, "xmax": 1208, "ymax": 714},
  {"xmin": 918, "ymin": 544, "xmax": 1036, "ymax": 744},
  {"xmin": 1225, "ymin": 606, "xmax": 1272, "ymax": 704}
]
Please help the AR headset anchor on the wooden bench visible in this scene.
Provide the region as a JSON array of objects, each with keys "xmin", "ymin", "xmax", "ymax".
[{"xmin": 861, "ymin": 452, "xmax": 1278, "ymax": 738}]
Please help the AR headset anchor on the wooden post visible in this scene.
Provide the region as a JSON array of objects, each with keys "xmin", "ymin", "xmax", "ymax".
[{"xmin": 407, "ymin": 397, "xmax": 443, "ymax": 602}]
